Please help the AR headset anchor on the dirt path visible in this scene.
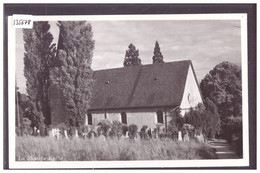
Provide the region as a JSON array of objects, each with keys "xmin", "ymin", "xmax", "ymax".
[{"xmin": 208, "ymin": 139, "xmax": 240, "ymax": 159}]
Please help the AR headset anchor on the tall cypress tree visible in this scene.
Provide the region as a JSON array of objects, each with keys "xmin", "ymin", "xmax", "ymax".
[
  {"xmin": 123, "ymin": 43, "xmax": 142, "ymax": 67},
  {"xmin": 23, "ymin": 21, "xmax": 56, "ymax": 126},
  {"xmin": 50, "ymin": 21, "xmax": 95, "ymax": 127},
  {"xmin": 152, "ymin": 41, "xmax": 164, "ymax": 64}
]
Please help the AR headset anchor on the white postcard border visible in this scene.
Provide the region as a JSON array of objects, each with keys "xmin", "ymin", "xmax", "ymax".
[{"xmin": 8, "ymin": 13, "xmax": 249, "ymax": 169}]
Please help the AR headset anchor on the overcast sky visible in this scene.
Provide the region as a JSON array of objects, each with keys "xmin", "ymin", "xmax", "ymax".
[{"xmin": 16, "ymin": 20, "xmax": 241, "ymax": 94}]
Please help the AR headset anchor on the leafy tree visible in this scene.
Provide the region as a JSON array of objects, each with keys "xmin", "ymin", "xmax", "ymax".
[
  {"xmin": 152, "ymin": 41, "xmax": 164, "ymax": 63},
  {"xmin": 15, "ymin": 85, "xmax": 23, "ymax": 134},
  {"xmin": 200, "ymin": 61, "xmax": 241, "ymax": 144},
  {"xmin": 200, "ymin": 61, "xmax": 242, "ymax": 119},
  {"xmin": 50, "ymin": 21, "xmax": 95, "ymax": 127},
  {"xmin": 23, "ymin": 21, "xmax": 56, "ymax": 125},
  {"xmin": 184, "ymin": 107, "xmax": 204, "ymax": 131},
  {"xmin": 16, "ymin": 91, "xmax": 45, "ymax": 136},
  {"xmin": 123, "ymin": 43, "xmax": 142, "ymax": 67}
]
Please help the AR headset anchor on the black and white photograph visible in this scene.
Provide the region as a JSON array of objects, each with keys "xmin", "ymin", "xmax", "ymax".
[{"xmin": 4, "ymin": 4, "xmax": 256, "ymax": 169}]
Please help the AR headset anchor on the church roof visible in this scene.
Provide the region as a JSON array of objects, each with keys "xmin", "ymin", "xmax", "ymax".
[{"xmin": 89, "ymin": 60, "xmax": 197, "ymax": 110}]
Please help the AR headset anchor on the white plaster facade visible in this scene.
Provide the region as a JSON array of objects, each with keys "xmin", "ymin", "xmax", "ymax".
[
  {"xmin": 179, "ymin": 65, "xmax": 203, "ymax": 116},
  {"xmin": 86, "ymin": 108, "xmax": 168, "ymax": 130}
]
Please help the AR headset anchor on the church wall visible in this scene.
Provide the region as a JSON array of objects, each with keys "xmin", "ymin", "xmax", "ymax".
[{"xmin": 87, "ymin": 108, "xmax": 170, "ymax": 131}]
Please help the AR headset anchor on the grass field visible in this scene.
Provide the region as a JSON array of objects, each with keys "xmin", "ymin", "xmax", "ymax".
[{"xmin": 16, "ymin": 136, "xmax": 217, "ymax": 161}]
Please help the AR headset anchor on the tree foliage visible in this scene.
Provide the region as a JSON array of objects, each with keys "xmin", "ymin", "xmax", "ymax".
[
  {"xmin": 221, "ymin": 116, "xmax": 243, "ymax": 157},
  {"xmin": 97, "ymin": 119, "xmax": 112, "ymax": 137},
  {"xmin": 152, "ymin": 41, "xmax": 164, "ymax": 64},
  {"xmin": 222, "ymin": 116, "xmax": 242, "ymax": 142},
  {"xmin": 128, "ymin": 124, "xmax": 138, "ymax": 139},
  {"xmin": 200, "ymin": 61, "xmax": 242, "ymax": 147},
  {"xmin": 23, "ymin": 21, "xmax": 56, "ymax": 125},
  {"xmin": 16, "ymin": 91, "xmax": 45, "ymax": 135},
  {"xmin": 109, "ymin": 120, "xmax": 123, "ymax": 138},
  {"xmin": 168, "ymin": 102, "xmax": 220, "ymax": 139},
  {"xmin": 200, "ymin": 61, "xmax": 242, "ymax": 119},
  {"xmin": 50, "ymin": 21, "xmax": 95, "ymax": 127},
  {"xmin": 168, "ymin": 108, "xmax": 183, "ymax": 131},
  {"xmin": 184, "ymin": 103, "xmax": 220, "ymax": 138},
  {"xmin": 123, "ymin": 43, "xmax": 142, "ymax": 67}
]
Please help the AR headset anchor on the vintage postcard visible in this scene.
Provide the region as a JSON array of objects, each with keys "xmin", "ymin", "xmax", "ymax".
[{"xmin": 7, "ymin": 11, "xmax": 250, "ymax": 169}]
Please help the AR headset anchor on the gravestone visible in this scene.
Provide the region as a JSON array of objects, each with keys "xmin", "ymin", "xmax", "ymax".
[
  {"xmin": 98, "ymin": 134, "xmax": 106, "ymax": 141},
  {"xmin": 178, "ymin": 131, "xmax": 182, "ymax": 141},
  {"xmin": 125, "ymin": 131, "xmax": 129, "ymax": 138},
  {"xmin": 64, "ymin": 130, "xmax": 68, "ymax": 139},
  {"xmin": 183, "ymin": 133, "xmax": 189, "ymax": 142},
  {"xmin": 75, "ymin": 129, "xmax": 79, "ymax": 138}
]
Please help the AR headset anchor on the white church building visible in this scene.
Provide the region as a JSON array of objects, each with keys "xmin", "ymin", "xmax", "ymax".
[{"xmin": 86, "ymin": 60, "xmax": 203, "ymax": 131}]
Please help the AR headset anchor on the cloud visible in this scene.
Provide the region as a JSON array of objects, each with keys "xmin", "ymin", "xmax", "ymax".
[
  {"xmin": 171, "ymin": 45, "xmax": 180, "ymax": 51},
  {"xmin": 16, "ymin": 19, "xmax": 242, "ymax": 93}
]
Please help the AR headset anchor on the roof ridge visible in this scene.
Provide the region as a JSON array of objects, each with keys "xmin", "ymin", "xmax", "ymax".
[{"xmin": 93, "ymin": 60, "xmax": 191, "ymax": 72}]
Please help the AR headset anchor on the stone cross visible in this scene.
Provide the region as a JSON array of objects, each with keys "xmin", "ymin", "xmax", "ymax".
[{"xmin": 52, "ymin": 128, "xmax": 60, "ymax": 139}]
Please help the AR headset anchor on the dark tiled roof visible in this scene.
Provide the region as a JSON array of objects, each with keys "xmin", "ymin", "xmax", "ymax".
[{"xmin": 89, "ymin": 60, "xmax": 192, "ymax": 110}]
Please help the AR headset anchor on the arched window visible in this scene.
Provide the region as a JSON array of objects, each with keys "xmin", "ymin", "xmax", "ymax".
[
  {"xmin": 157, "ymin": 111, "xmax": 164, "ymax": 124},
  {"xmin": 87, "ymin": 113, "xmax": 92, "ymax": 125},
  {"xmin": 121, "ymin": 112, "xmax": 127, "ymax": 124}
]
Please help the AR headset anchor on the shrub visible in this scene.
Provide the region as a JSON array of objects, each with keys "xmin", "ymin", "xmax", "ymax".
[
  {"xmin": 16, "ymin": 92, "xmax": 45, "ymax": 135},
  {"xmin": 20, "ymin": 117, "xmax": 32, "ymax": 136},
  {"xmin": 168, "ymin": 108, "xmax": 184, "ymax": 131},
  {"xmin": 128, "ymin": 124, "xmax": 138, "ymax": 139},
  {"xmin": 233, "ymin": 136, "xmax": 243, "ymax": 157},
  {"xmin": 81, "ymin": 125, "xmax": 89, "ymax": 134},
  {"xmin": 38, "ymin": 123, "xmax": 46, "ymax": 136},
  {"xmin": 76, "ymin": 126, "xmax": 83, "ymax": 137},
  {"xmin": 182, "ymin": 124, "xmax": 195, "ymax": 138},
  {"xmin": 222, "ymin": 116, "xmax": 242, "ymax": 157},
  {"xmin": 109, "ymin": 120, "xmax": 123, "ymax": 139},
  {"xmin": 222, "ymin": 116, "xmax": 242, "ymax": 142},
  {"xmin": 181, "ymin": 104, "xmax": 220, "ymax": 140},
  {"xmin": 97, "ymin": 119, "xmax": 112, "ymax": 137},
  {"xmin": 167, "ymin": 124, "xmax": 178, "ymax": 140},
  {"xmin": 68, "ymin": 127, "xmax": 76, "ymax": 137},
  {"xmin": 140, "ymin": 125, "xmax": 149, "ymax": 139},
  {"xmin": 122, "ymin": 125, "xmax": 128, "ymax": 136}
]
